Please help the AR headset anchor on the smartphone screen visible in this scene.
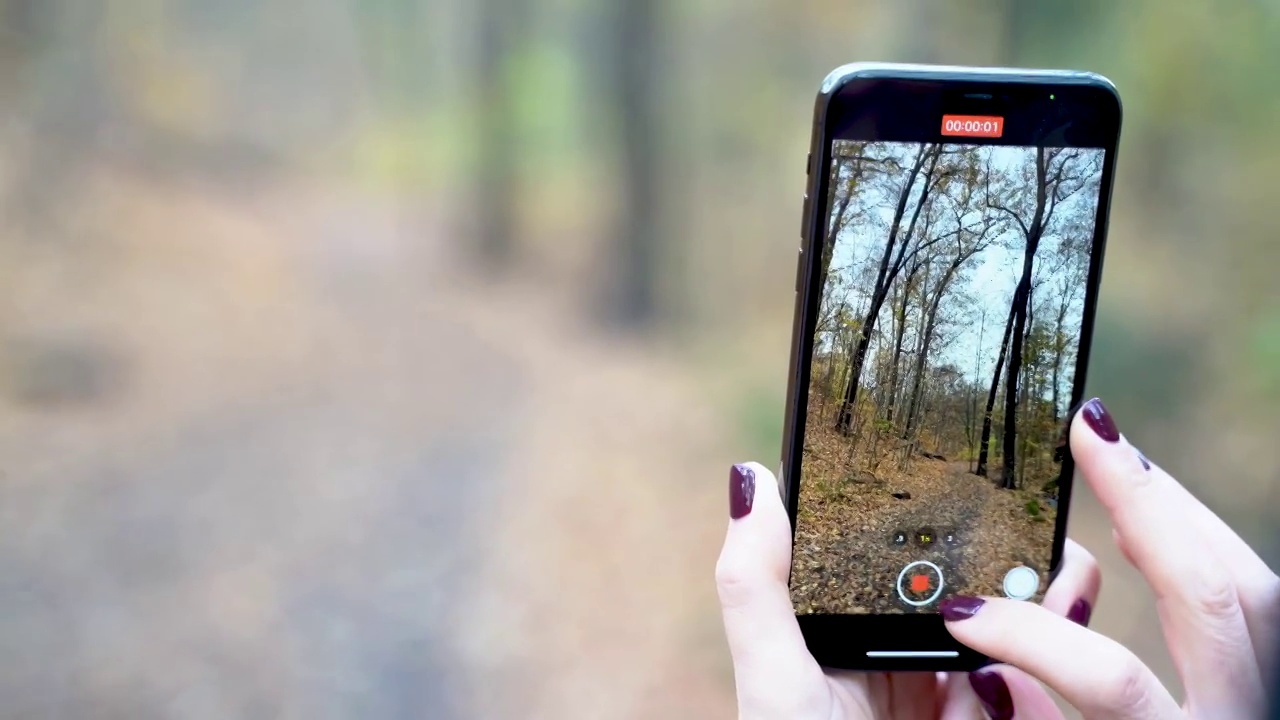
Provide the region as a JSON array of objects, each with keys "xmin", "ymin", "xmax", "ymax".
[{"xmin": 787, "ymin": 74, "xmax": 1118, "ymax": 635}]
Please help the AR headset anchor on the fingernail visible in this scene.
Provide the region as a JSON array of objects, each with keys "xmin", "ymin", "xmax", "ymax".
[
  {"xmin": 729, "ymin": 464, "xmax": 756, "ymax": 519},
  {"xmin": 1080, "ymin": 397, "xmax": 1120, "ymax": 442},
  {"xmin": 1067, "ymin": 598, "xmax": 1092, "ymax": 627},
  {"xmin": 969, "ymin": 670, "xmax": 1014, "ymax": 720},
  {"xmin": 1137, "ymin": 450, "xmax": 1151, "ymax": 471},
  {"xmin": 938, "ymin": 595, "xmax": 985, "ymax": 621}
]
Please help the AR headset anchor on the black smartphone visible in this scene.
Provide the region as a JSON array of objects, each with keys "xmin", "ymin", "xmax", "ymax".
[{"xmin": 780, "ymin": 63, "xmax": 1122, "ymax": 671}]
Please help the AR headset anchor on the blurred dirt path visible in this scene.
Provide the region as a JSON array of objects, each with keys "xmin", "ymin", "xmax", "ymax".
[
  {"xmin": 0, "ymin": 171, "xmax": 739, "ymax": 718},
  {"xmin": 0, "ymin": 172, "xmax": 517, "ymax": 718},
  {"xmin": 447, "ymin": 278, "xmax": 738, "ymax": 719}
]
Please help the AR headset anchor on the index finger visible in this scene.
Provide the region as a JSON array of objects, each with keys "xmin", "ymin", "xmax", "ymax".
[
  {"xmin": 942, "ymin": 595, "xmax": 1181, "ymax": 719},
  {"xmin": 1071, "ymin": 399, "xmax": 1266, "ymax": 718}
]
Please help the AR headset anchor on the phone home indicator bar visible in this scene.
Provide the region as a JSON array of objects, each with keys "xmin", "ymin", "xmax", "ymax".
[{"xmin": 866, "ymin": 650, "xmax": 960, "ymax": 658}]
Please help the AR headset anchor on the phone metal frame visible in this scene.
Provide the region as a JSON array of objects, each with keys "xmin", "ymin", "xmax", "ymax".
[{"xmin": 781, "ymin": 63, "xmax": 1123, "ymax": 672}]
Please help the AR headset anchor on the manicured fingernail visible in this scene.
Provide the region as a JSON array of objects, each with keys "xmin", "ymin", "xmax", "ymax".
[
  {"xmin": 1137, "ymin": 450, "xmax": 1151, "ymax": 471},
  {"xmin": 939, "ymin": 595, "xmax": 985, "ymax": 621},
  {"xmin": 969, "ymin": 670, "xmax": 1014, "ymax": 720},
  {"xmin": 1067, "ymin": 598, "xmax": 1093, "ymax": 627},
  {"xmin": 729, "ymin": 464, "xmax": 756, "ymax": 519},
  {"xmin": 1080, "ymin": 397, "xmax": 1120, "ymax": 442}
]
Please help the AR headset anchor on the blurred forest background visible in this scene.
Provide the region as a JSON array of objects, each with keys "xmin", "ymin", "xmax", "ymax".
[{"xmin": 0, "ymin": 1, "xmax": 1277, "ymax": 718}]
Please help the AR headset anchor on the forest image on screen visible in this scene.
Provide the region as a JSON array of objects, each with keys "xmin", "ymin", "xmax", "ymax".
[{"xmin": 792, "ymin": 140, "xmax": 1104, "ymax": 614}]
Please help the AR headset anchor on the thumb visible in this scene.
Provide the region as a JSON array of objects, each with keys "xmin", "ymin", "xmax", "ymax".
[{"xmin": 716, "ymin": 462, "xmax": 830, "ymax": 716}]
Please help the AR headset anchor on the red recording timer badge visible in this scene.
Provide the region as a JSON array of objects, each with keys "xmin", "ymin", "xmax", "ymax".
[{"xmin": 941, "ymin": 114, "xmax": 1004, "ymax": 139}]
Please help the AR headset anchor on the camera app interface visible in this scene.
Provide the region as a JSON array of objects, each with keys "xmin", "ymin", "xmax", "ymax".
[{"xmin": 792, "ymin": 133, "xmax": 1105, "ymax": 614}]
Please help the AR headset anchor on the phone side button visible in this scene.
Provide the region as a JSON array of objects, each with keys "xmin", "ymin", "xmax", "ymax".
[
  {"xmin": 800, "ymin": 193, "xmax": 811, "ymax": 237},
  {"xmin": 794, "ymin": 249, "xmax": 805, "ymax": 292}
]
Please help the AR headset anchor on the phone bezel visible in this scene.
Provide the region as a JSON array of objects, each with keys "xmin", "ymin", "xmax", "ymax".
[{"xmin": 781, "ymin": 63, "xmax": 1123, "ymax": 672}]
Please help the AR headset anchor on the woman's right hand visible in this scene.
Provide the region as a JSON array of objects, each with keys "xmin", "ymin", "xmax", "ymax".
[{"xmin": 943, "ymin": 398, "xmax": 1280, "ymax": 719}]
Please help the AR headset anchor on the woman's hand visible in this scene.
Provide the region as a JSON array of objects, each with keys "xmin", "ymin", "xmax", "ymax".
[
  {"xmin": 716, "ymin": 459, "xmax": 1102, "ymax": 719},
  {"xmin": 941, "ymin": 398, "xmax": 1280, "ymax": 719},
  {"xmin": 716, "ymin": 397, "xmax": 1280, "ymax": 719}
]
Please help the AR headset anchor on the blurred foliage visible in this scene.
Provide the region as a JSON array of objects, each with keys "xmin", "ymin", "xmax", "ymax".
[
  {"xmin": 349, "ymin": 113, "xmax": 463, "ymax": 191},
  {"xmin": 1086, "ymin": 313, "xmax": 1198, "ymax": 420},
  {"xmin": 0, "ymin": 0, "xmax": 1272, "ymax": 479},
  {"xmin": 735, "ymin": 381, "xmax": 787, "ymax": 464},
  {"xmin": 1251, "ymin": 308, "xmax": 1280, "ymax": 401}
]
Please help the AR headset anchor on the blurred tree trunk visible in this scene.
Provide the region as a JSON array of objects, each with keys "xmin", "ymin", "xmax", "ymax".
[
  {"xmin": 997, "ymin": 0, "xmax": 1033, "ymax": 62},
  {"xmin": 474, "ymin": 0, "xmax": 527, "ymax": 272},
  {"xmin": 602, "ymin": 0, "xmax": 663, "ymax": 330},
  {"xmin": 0, "ymin": 0, "xmax": 41, "ymax": 112},
  {"xmin": 0, "ymin": 0, "xmax": 40, "ymax": 47},
  {"xmin": 895, "ymin": 0, "xmax": 942, "ymax": 62},
  {"xmin": 356, "ymin": 0, "xmax": 422, "ymax": 114},
  {"xmin": 996, "ymin": 0, "xmax": 1108, "ymax": 63},
  {"xmin": 5, "ymin": 2, "xmax": 109, "ymax": 237}
]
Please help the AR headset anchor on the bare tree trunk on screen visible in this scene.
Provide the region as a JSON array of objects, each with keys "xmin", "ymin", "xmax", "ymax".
[
  {"xmin": 975, "ymin": 303, "xmax": 1015, "ymax": 477},
  {"xmin": 835, "ymin": 145, "xmax": 941, "ymax": 435},
  {"xmin": 903, "ymin": 259, "xmax": 963, "ymax": 440},
  {"xmin": 821, "ymin": 148, "xmax": 885, "ymax": 291},
  {"xmin": 966, "ymin": 308, "xmax": 987, "ymax": 471},
  {"xmin": 884, "ymin": 260, "xmax": 922, "ymax": 426},
  {"xmin": 999, "ymin": 147, "xmax": 1082, "ymax": 488},
  {"xmin": 1015, "ymin": 289, "xmax": 1035, "ymax": 487}
]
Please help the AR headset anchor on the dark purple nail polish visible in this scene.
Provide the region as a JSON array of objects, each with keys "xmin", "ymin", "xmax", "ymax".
[
  {"xmin": 969, "ymin": 670, "xmax": 1014, "ymax": 720},
  {"xmin": 1080, "ymin": 397, "xmax": 1120, "ymax": 442},
  {"xmin": 1137, "ymin": 451, "xmax": 1151, "ymax": 471},
  {"xmin": 729, "ymin": 464, "xmax": 756, "ymax": 519},
  {"xmin": 1067, "ymin": 598, "xmax": 1093, "ymax": 627},
  {"xmin": 938, "ymin": 595, "xmax": 985, "ymax": 621}
]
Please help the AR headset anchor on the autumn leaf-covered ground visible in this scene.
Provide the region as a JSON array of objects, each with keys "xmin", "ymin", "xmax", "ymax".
[{"xmin": 792, "ymin": 402, "xmax": 1055, "ymax": 615}]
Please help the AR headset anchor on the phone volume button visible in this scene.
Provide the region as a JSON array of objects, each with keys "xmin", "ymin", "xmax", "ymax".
[
  {"xmin": 794, "ymin": 248, "xmax": 805, "ymax": 292},
  {"xmin": 800, "ymin": 193, "xmax": 811, "ymax": 237}
]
